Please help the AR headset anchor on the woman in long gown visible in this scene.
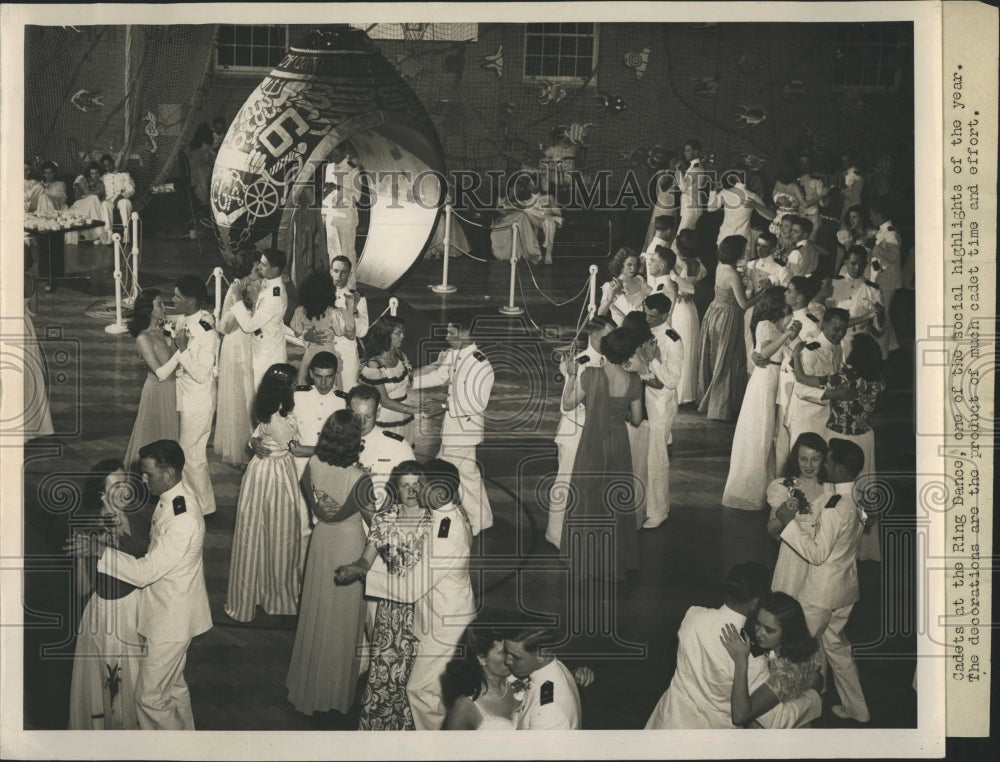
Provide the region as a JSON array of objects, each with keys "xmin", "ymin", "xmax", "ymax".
[
  {"xmin": 670, "ymin": 230, "xmax": 708, "ymax": 404},
  {"xmin": 722, "ymin": 288, "xmax": 802, "ymax": 510},
  {"xmin": 697, "ymin": 235, "xmax": 769, "ymax": 421},
  {"xmin": 765, "ymin": 433, "xmax": 833, "ymax": 598},
  {"xmin": 361, "ymin": 316, "xmax": 429, "ymax": 445},
  {"xmin": 67, "ymin": 459, "xmax": 148, "ymax": 730},
  {"xmin": 345, "ymin": 461, "xmax": 431, "ymax": 729},
  {"xmin": 597, "ymin": 247, "xmax": 652, "ymax": 326},
  {"xmin": 123, "ymin": 290, "xmax": 179, "ymax": 471},
  {"xmin": 642, "ymin": 155, "xmax": 681, "ymax": 250},
  {"xmin": 66, "ymin": 163, "xmax": 112, "ymax": 244},
  {"xmin": 768, "ymin": 162, "xmax": 808, "ymax": 237},
  {"xmin": 289, "ymin": 271, "xmax": 344, "ymax": 386},
  {"xmin": 798, "ymin": 334, "xmax": 886, "ymax": 563},
  {"xmin": 18, "ymin": 253, "xmax": 54, "ymax": 439},
  {"xmin": 225, "ymin": 364, "xmax": 313, "ymax": 622},
  {"xmin": 561, "ymin": 327, "xmax": 643, "ymax": 582},
  {"xmin": 213, "ymin": 249, "xmax": 259, "ymax": 466},
  {"xmin": 620, "ymin": 311, "xmax": 653, "ymax": 526},
  {"xmin": 187, "ymin": 123, "xmax": 216, "ymax": 209},
  {"xmin": 286, "ymin": 410, "xmax": 375, "ymax": 716}
]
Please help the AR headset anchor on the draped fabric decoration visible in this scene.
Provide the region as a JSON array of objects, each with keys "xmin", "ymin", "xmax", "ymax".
[{"xmin": 25, "ymin": 25, "xmax": 218, "ymax": 211}]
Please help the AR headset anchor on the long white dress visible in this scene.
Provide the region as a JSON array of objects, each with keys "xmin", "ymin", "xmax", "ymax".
[
  {"xmin": 670, "ymin": 260, "xmax": 707, "ymax": 404},
  {"xmin": 721, "ymin": 321, "xmax": 783, "ymax": 510},
  {"xmin": 767, "ymin": 480, "xmax": 834, "ymax": 598}
]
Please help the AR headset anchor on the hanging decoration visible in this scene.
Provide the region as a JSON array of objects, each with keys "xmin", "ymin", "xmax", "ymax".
[
  {"xmin": 735, "ymin": 104, "xmax": 767, "ymax": 128},
  {"xmin": 690, "ymin": 76, "xmax": 720, "ymax": 99},
  {"xmin": 537, "ymin": 80, "xmax": 568, "ymax": 105},
  {"xmin": 70, "ymin": 89, "xmax": 105, "ymax": 113},
  {"xmin": 596, "ymin": 93, "xmax": 627, "ymax": 115},
  {"xmin": 393, "ymin": 55, "xmax": 424, "ymax": 81},
  {"xmin": 554, "ymin": 122, "xmax": 594, "ymax": 146},
  {"xmin": 838, "ymin": 91, "xmax": 865, "ymax": 114},
  {"xmin": 735, "ymin": 50, "xmax": 764, "ymax": 76},
  {"xmin": 740, "ymin": 153, "xmax": 766, "ymax": 171},
  {"xmin": 646, "ymin": 145, "xmax": 669, "ymax": 170},
  {"xmin": 616, "ymin": 148, "xmax": 644, "ymax": 166},
  {"xmin": 143, "ymin": 111, "xmax": 159, "ymax": 153},
  {"xmin": 782, "ymin": 80, "xmax": 807, "ymax": 99},
  {"xmin": 623, "ymin": 47, "xmax": 650, "ymax": 80},
  {"xmin": 481, "ymin": 44, "xmax": 504, "ymax": 78}
]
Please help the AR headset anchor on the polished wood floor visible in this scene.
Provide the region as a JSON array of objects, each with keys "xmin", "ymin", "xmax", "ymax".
[{"xmin": 20, "ymin": 218, "xmax": 917, "ymax": 731}]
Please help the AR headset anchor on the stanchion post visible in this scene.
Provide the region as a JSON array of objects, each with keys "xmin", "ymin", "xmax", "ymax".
[
  {"xmin": 389, "ymin": 297, "xmax": 399, "ymax": 317},
  {"xmin": 587, "ymin": 264, "xmax": 599, "ymax": 320},
  {"xmin": 104, "ymin": 234, "xmax": 129, "ymax": 334},
  {"xmin": 127, "ymin": 212, "xmax": 141, "ymax": 305},
  {"xmin": 499, "ymin": 222, "xmax": 525, "ymax": 316},
  {"xmin": 430, "ymin": 204, "xmax": 458, "ymax": 294},
  {"xmin": 213, "ymin": 267, "xmax": 223, "ymax": 322}
]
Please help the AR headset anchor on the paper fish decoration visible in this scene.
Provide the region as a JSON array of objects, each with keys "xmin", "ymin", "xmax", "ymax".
[
  {"xmin": 691, "ymin": 76, "xmax": 719, "ymax": 99},
  {"xmin": 596, "ymin": 93, "xmax": 627, "ymax": 115},
  {"xmin": 537, "ymin": 80, "xmax": 568, "ymax": 105},
  {"xmin": 481, "ymin": 44, "xmax": 504, "ymax": 78},
  {"xmin": 736, "ymin": 104, "xmax": 767, "ymax": 128},
  {"xmin": 555, "ymin": 122, "xmax": 594, "ymax": 146},
  {"xmin": 70, "ymin": 89, "xmax": 104, "ymax": 113},
  {"xmin": 616, "ymin": 148, "xmax": 643, "ymax": 165},
  {"xmin": 623, "ymin": 47, "xmax": 650, "ymax": 80},
  {"xmin": 393, "ymin": 55, "xmax": 424, "ymax": 81},
  {"xmin": 740, "ymin": 153, "xmax": 766, "ymax": 171},
  {"xmin": 735, "ymin": 50, "xmax": 763, "ymax": 76},
  {"xmin": 144, "ymin": 111, "xmax": 159, "ymax": 153},
  {"xmin": 782, "ymin": 80, "xmax": 807, "ymax": 98},
  {"xmin": 646, "ymin": 145, "xmax": 669, "ymax": 169}
]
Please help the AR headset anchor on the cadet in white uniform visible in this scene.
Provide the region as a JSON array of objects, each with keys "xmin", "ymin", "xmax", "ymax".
[
  {"xmin": 637, "ymin": 293, "xmax": 685, "ymax": 529},
  {"xmin": 292, "ymin": 352, "xmax": 347, "ymax": 478},
  {"xmin": 410, "ymin": 313, "xmax": 495, "ymax": 536},
  {"xmin": 546, "ymin": 316, "xmax": 613, "ymax": 548},
  {"xmin": 230, "ymin": 248, "xmax": 289, "ymax": 388},
  {"xmin": 787, "ymin": 309, "xmax": 849, "ymax": 446},
  {"xmin": 95, "ymin": 440, "xmax": 212, "ymax": 729},
  {"xmin": 503, "ymin": 628, "xmax": 581, "ymax": 730},
  {"xmin": 833, "ymin": 246, "xmax": 887, "ymax": 359},
  {"xmin": 348, "ymin": 385, "xmax": 415, "ymax": 511},
  {"xmin": 156, "ymin": 276, "xmax": 219, "ymax": 517},
  {"xmin": 330, "ymin": 255, "xmax": 368, "ymax": 391},
  {"xmin": 99, "ymin": 154, "xmax": 136, "ymax": 243}
]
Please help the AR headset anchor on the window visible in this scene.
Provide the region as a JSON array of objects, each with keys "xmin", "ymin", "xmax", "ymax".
[
  {"xmin": 832, "ymin": 23, "xmax": 911, "ymax": 93},
  {"xmin": 215, "ymin": 25, "xmax": 288, "ymax": 72},
  {"xmin": 524, "ymin": 23, "xmax": 597, "ymax": 81}
]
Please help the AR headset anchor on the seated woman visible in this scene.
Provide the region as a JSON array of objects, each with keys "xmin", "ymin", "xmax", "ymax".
[
  {"xmin": 67, "ymin": 162, "xmax": 112, "ymax": 244},
  {"xmin": 26, "ymin": 161, "xmax": 68, "ymax": 214},
  {"xmin": 720, "ymin": 591, "xmax": 823, "ymax": 728}
]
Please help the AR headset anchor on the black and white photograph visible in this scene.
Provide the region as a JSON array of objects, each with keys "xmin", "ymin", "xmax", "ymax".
[{"xmin": 2, "ymin": 2, "xmax": 987, "ymax": 758}]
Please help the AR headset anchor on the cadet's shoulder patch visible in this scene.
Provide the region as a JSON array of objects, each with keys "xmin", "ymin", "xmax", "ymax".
[
  {"xmin": 576, "ymin": 354, "xmax": 590, "ymax": 365},
  {"xmin": 665, "ymin": 329, "xmax": 681, "ymax": 342},
  {"xmin": 334, "ymin": 390, "xmax": 348, "ymax": 400},
  {"xmin": 473, "ymin": 350, "xmax": 487, "ymax": 362},
  {"xmin": 825, "ymin": 494, "xmax": 842, "ymax": 509},
  {"xmin": 382, "ymin": 430, "xmax": 405, "ymax": 442},
  {"xmin": 172, "ymin": 495, "xmax": 187, "ymax": 515},
  {"xmin": 656, "ymin": 283, "xmax": 665, "ymax": 291},
  {"xmin": 805, "ymin": 341, "xmax": 821, "ymax": 350},
  {"xmin": 864, "ymin": 279, "xmax": 880, "ymax": 289},
  {"xmin": 254, "ymin": 329, "xmax": 263, "ymax": 337},
  {"xmin": 437, "ymin": 516, "xmax": 451, "ymax": 538},
  {"xmin": 806, "ymin": 313, "xmax": 819, "ymax": 323},
  {"xmin": 886, "ymin": 225, "xmax": 895, "ymax": 231},
  {"xmin": 272, "ymin": 286, "xmax": 281, "ymax": 297},
  {"xmin": 198, "ymin": 319, "xmax": 213, "ymax": 332},
  {"xmin": 295, "ymin": 384, "xmax": 313, "ymax": 392},
  {"xmin": 540, "ymin": 681, "xmax": 554, "ymax": 705}
]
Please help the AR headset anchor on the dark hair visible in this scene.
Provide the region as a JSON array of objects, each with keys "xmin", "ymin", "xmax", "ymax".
[
  {"xmin": 190, "ymin": 122, "xmax": 214, "ymax": 151},
  {"xmin": 683, "ymin": 138, "xmax": 702, "ymax": 153},
  {"xmin": 260, "ymin": 248, "xmax": 288, "ymax": 272},
  {"xmin": 600, "ymin": 327, "xmax": 635, "ymax": 365},
  {"xmin": 308, "ymin": 351, "xmax": 339, "ymax": 374},
  {"xmin": 621, "ymin": 311, "xmax": 652, "ymax": 354},
  {"xmin": 81, "ymin": 458, "xmax": 126, "ymax": 518},
  {"xmin": 791, "ymin": 217, "xmax": 813, "ymax": 236},
  {"xmin": 175, "ymin": 275, "xmax": 208, "ymax": 306},
  {"xmin": 314, "ymin": 409, "xmax": 363, "ymax": 467},
  {"xmin": 644, "ymin": 291, "xmax": 672, "ymax": 316},
  {"xmin": 366, "ymin": 315, "xmax": 405, "ymax": 356},
  {"xmin": 299, "ymin": 271, "xmax": 337, "ymax": 321},
  {"xmin": 331, "ymin": 254, "xmax": 353, "ymax": 271},
  {"xmin": 675, "ymin": 229, "xmax": 699, "ymax": 258},
  {"xmin": 824, "ymin": 307, "xmax": 850, "ymax": 326},
  {"xmin": 653, "ymin": 214, "xmax": 675, "ymax": 232},
  {"xmin": 827, "ymin": 437, "xmax": 865, "ymax": 480},
  {"xmin": 585, "ymin": 315, "xmax": 615, "ymax": 335},
  {"xmin": 386, "ymin": 460, "xmax": 423, "ymax": 506},
  {"xmin": 847, "ymin": 334, "xmax": 883, "ymax": 382},
  {"xmin": 717, "ymin": 235, "xmax": 747, "ymax": 265},
  {"xmin": 753, "ymin": 592, "xmax": 818, "ymax": 663},
  {"xmin": 442, "ymin": 627, "xmax": 507, "ymax": 706},
  {"xmin": 846, "ymin": 245, "xmax": 869, "ymax": 264},
  {"xmin": 254, "ymin": 363, "xmax": 296, "ymax": 424},
  {"xmin": 99, "ymin": 154, "xmax": 114, "ymax": 164},
  {"xmin": 85, "ymin": 161, "xmax": 102, "ymax": 177},
  {"xmin": 503, "ymin": 626, "xmax": 555, "ymax": 655},
  {"xmin": 445, "ymin": 310, "xmax": 474, "ymax": 333},
  {"xmin": 138, "ymin": 439, "xmax": 185, "ymax": 474},
  {"xmin": 652, "ymin": 245, "xmax": 677, "ymax": 271},
  {"xmin": 422, "ymin": 458, "xmax": 461, "ymax": 507},
  {"xmin": 788, "ymin": 276, "xmax": 820, "ymax": 304},
  {"xmin": 776, "ymin": 160, "xmax": 798, "ymax": 185},
  {"xmin": 608, "ymin": 247, "xmax": 639, "ymax": 278},
  {"xmin": 231, "ymin": 247, "xmax": 259, "ymax": 280},
  {"xmin": 723, "ymin": 562, "xmax": 770, "ymax": 604},
  {"xmin": 867, "ymin": 199, "xmax": 890, "ymax": 220},
  {"xmin": 784, "ymin": 433, "xmax": 829, "ymax": 481},
  {"xmin": 754, "ymin": 286, "xmax": 788, "ymax": 325},
  {"xmin": 757, "ymin": 231, "xmax": 777, "ymax": 246},
  {"xmin": 347, "ymin": 384, "xmax": 381, "ymax": 409},
  {"xmin": 845, "ymin": 204, "xmax": 869, "ymax": 227},
  {"xmin": 127, "ymin": 289, "xmax": 160, "ymax": 337},
  {"xmin": 39, "ymin": 160, "xmax": 57, "ymax": 173}
]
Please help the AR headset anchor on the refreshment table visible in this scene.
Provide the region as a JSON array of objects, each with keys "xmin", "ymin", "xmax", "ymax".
[{"xmin": 23, "ymin": 214, "xmax": 106, "ymax": 292}]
